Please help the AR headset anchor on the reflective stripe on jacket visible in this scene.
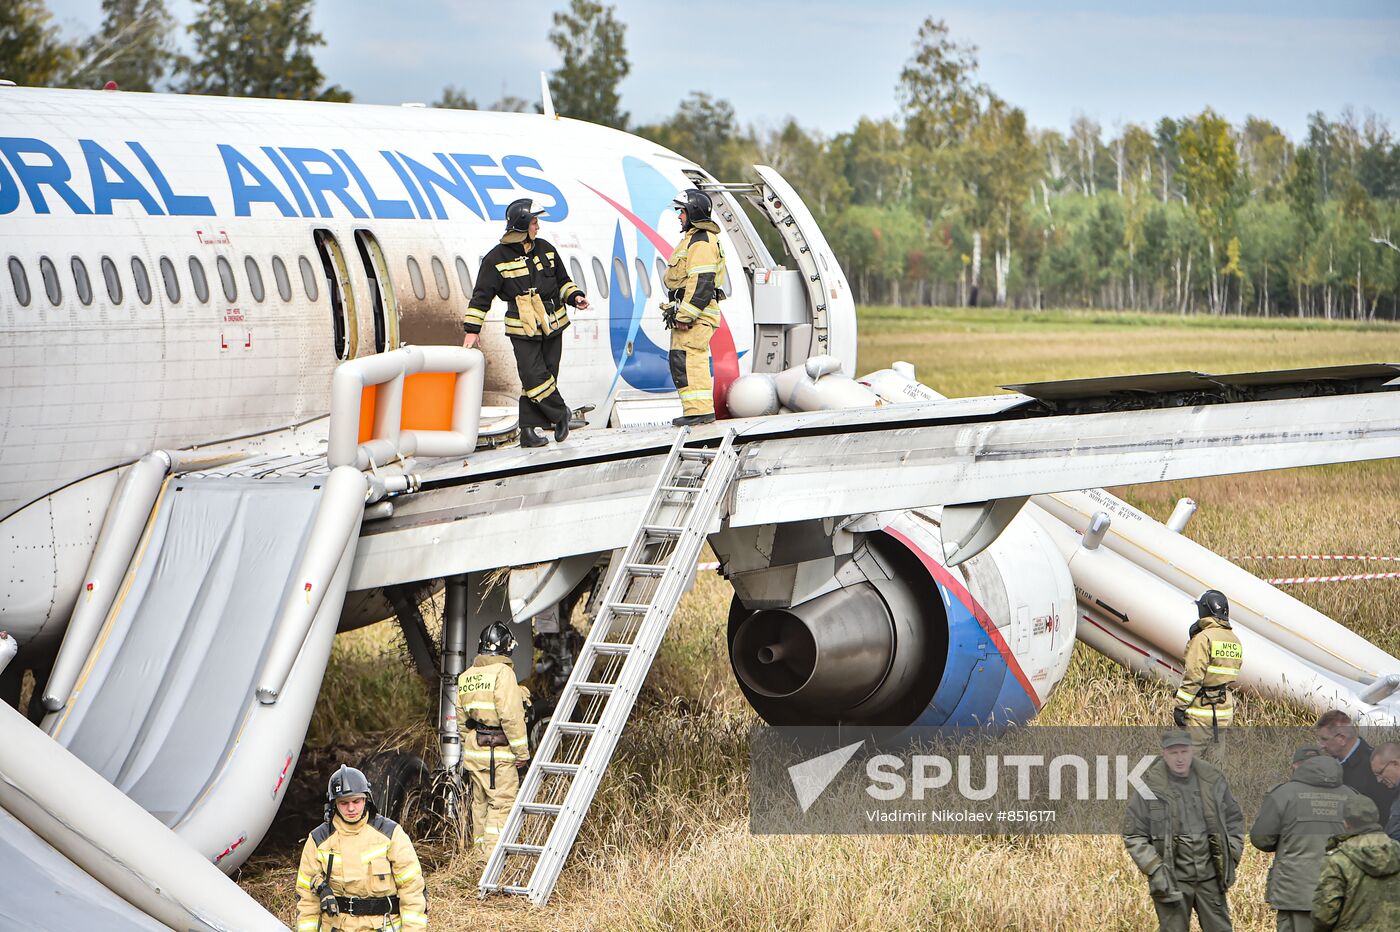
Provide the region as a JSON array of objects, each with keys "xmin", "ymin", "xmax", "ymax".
[
  {"xmin": 458, "ymin": 654, "xmax": 530, "ymax": 762},
  {"xmin": 464, "ymin": 236, "xmax": 582, "ymax": 338},
  {"xmin": 295, "ymin": 813, "xmax": 427, "ymax": 930},
  {"xmin": 1174, "ymin": 616, "xmax": 1243, "ymax": 717},
  {"xmin": 663, "ymin": 220, "xmax": 725, "ymax": 327}
]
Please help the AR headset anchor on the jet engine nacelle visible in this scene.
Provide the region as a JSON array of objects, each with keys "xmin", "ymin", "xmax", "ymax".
[{"xmin": 722, "ymin": 509, "xmax": 1076, "ymax": 728}]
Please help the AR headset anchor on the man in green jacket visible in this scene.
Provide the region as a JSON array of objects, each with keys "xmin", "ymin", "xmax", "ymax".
[
  {"xmin": 1251, "ymin": 747, "xmax": 1357, "ymax": 931},
  {"xmin": 1123, "ymin": 730, "xmax": 1245, "ymax": 932},
  {"xmin": 1312, "ymin": 795, "xmax": 1400, "ymax": 931}
]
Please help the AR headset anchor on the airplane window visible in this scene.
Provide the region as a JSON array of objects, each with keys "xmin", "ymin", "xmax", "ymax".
[
  {"xmin": 272, "ymin": 256, "xmax": 292, "ymax": 302},
  {"xmin": 655, "ymin": 256, "xmax": 667, "ymax": 288},
  {"xmin": 633, "ymin": 256, "xmax": 652, "ymax": 298},
  {"xmin": 245, "ymin": 256, "xmax": 265, "ymax": 303},
  {"xmin": 161, "ymin": 257, "xmax": 180, "ymax": 303},
  {"xmin": 72, "ymin": 257, "xmax": 93, "ymax": 306},
  {"xmin": 216, "ymin": 256, "xmax": 237, "ymax": 302},
  {"xmin": 40, "ymin": 257, "xmax": 61, "ymax": 306},
  {"xmin": 431, "ymin": 256, "xmax": 450, "ymax": 300},
  {"xmin": 299, "ymin": 256, "xmax": 319, "ymax": 302},
  {"xmin": 407, "ymin": 256, "xmax": 426, "ymax": 300},
  {"xmin": 131, "ymin": 257, "xmax": 152, "ymax": 305},
  {"xmin": 591, "ymin": 257, "xmax": 609, "ymax": 299},
  {"xmin": 455, "ymin": 256, "xmax": 473, "ymax": 296},
  {"xmin": 188, "ymin": 257, "xmax": 209, "ymax": 303},
  {"xmin": 568, "ymin": 257, "xmax": 586, "ymax": 293},
  {"xmin": 612, "ymin": 257, "xmax": 631, "ymax": 300},
  {"xmin": 8, "ymin": 257, "xmax": 30, "ymax": 307},
  {"xmin": 101, "ymin": 257, "xmax": 122, "ymax": 304}
]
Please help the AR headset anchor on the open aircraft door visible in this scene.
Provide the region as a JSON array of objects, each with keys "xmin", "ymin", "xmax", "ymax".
[{"xmin": 692, "ymin": 165, "xmax": 858, "ymax": 378}]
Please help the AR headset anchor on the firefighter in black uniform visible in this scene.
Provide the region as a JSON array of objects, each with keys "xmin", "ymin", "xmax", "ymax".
[{"xmin": 462, "ymin": 198, "xmax": 589, "ymax": 447}]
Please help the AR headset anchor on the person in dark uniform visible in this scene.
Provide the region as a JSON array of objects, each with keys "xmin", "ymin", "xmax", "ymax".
[
  {"xmin": 1250, "ymin": 746, "xmax": 1356, "ymax": 931},
  {"xmin": 462, "ymin": 198, "xmax": 589, "ymax": 447},
  {"xmin": 1317, "ymin": 710, "xmax": 1399, "ymax": 829},
  {"xmin": 1123, "ymin": 730, "xmax": 1244, "ymax": 932}
]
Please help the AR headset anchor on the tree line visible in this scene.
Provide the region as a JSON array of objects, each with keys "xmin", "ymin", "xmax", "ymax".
[{"xmin": 5, "ymin": 1, "xmax": 1398, "ymax": 319}]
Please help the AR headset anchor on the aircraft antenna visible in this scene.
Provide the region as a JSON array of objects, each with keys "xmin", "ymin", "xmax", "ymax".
[{"xmin": 540, "ymin": 71, "xmax": 557, "ymax": 120}]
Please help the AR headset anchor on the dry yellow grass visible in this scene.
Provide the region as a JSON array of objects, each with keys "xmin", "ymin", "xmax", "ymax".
[{"xmin": 240, "ymin": 308, "xmax": 1400, "ymax": 930}]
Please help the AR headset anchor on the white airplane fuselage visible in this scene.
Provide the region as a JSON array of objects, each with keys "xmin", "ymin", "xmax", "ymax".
[{"xmin": 0, "ymin": 87, "xmax": 856, "ymax": 649}]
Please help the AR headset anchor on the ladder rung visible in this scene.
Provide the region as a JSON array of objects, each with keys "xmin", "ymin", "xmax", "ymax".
[
  {"xmin": 660, "ymin": 484, "xmax": 700, "ymax": 493},
  {"xmin": 680, "ymin": 449, "xmax": 716, "ymax": 461},
  {"xmin": 487, "ymin": 885, "xmax": 531, "ymax": 896},
  {"xmin": 607, "ymin": 601, "xmax": 652, "ymax": 614},
  {"xmin": 625, "ymin": 562, "xmax": 668, "ymax": 577},
  {"xmin": 590, "ymin": 642, "xmax": 633, "ymax": 656},
  {"xmin": 555, "ymin": 722, "xmax": 599, "ymax": 736},
  {"xmin": 575, "ymin": 682, "xmax": 615, "ymax": 696},
  {"xmin": 643, "ymin": 523, "xmax": 686, "ymax": 538},
  {"xmin": 521, "ymin": 802, "xmax": 563, "ymax": 815},
  {"xmin": 538, "ymin": 762, "xmax": 581, "ymax": 776},
  {"xmin": 502, "ymin": 843, "xmax": 545, "ymax": 857}
]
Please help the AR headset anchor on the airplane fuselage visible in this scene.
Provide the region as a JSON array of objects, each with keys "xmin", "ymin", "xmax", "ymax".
[{"xmin": 1, "ymin": 87, "xmax": 832, "ymax": 646}]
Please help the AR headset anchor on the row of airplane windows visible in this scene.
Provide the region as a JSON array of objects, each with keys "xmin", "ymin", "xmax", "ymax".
[{"xmin": 2, "ymin": 249, "xmax": 670, "ymax": 313}]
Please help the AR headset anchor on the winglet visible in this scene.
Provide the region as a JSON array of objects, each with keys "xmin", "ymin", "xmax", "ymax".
[{"xmin": 540, "ymin": 71, "xmax": 557, "ymax": 120}]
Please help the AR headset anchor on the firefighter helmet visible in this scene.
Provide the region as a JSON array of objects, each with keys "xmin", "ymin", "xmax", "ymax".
[
  {"xmin": 479, "ymin": 621, "xmax": 517, "ymax": 656},
  {"xmin": 324, "ymin": 764, "xmax": 375, "ymax": 822},
  {"xmin": 1196, "ymin": 589, "xmax": 1230, "ymax": 621},
  {"xmin": 505, "ymin": 198, "xmax": 545, "ymax": 233},
  {"xmin": 670, "ymin": 189, "xmax": 712, "ymax": 227}
]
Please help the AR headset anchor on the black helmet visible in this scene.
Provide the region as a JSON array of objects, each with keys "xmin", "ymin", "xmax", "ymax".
[
  {"xmin": 479, "ymin": 621, "xmax": 517, "ymax": 656},
  {"xmin": 505, "ymin": 197, "xmax": 545, "ymax": 233},
  {"xmin": 325, "ymin": 764, "xmax": 375, "ymax": 823},
  {"xmin": 670, "ymin": 188, "xmax": 712, "ymax": 228},
  {"xmin": 1196, "ymin": 589, "xmax": 1229, "ymax": 621}
]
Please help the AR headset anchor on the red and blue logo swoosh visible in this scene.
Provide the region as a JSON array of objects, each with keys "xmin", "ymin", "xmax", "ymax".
[{"xmin": 581, "ymin": 157, "xmax": 739, "ymax": 416}]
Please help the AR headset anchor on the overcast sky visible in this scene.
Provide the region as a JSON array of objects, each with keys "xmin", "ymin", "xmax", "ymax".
[{"xmin": 45, "ymin": 0, "xmax": 1400, "ymax": 140}]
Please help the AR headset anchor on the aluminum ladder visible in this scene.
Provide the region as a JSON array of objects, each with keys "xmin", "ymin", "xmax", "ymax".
[{"xmin": 478, "ymin": 427, "xmax": 739, "ymax": 905}]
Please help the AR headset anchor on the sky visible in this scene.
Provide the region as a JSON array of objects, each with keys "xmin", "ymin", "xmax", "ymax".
[{"xmin": 43, "ymin": 0, "xmax": 1400, "ymax": 141}]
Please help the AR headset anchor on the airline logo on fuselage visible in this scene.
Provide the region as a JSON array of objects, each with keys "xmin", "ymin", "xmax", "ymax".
[{"xmin": 0, "ymin": 137, "xmax": 569, "ymax": 222}]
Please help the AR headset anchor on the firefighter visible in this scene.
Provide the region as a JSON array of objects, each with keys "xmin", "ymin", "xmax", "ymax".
[
  {"xmin": 458, "ymin": 622, "xmax": 530, "ymax": 856},
  {"xmin": 1174, "ymin": 589, "xmax": 1243, "ymax": 743},
  {"xmin": 295, "ymin": 764, "xmax": 427, "ymax": 931},
  {"xmin": 462, "ymin": 198, "xmax": 589, "ymax": 448},
  {"xmin": 1123, "ymin": 730, "xmax": 1245, "ymax": 932},
  {"xmin": 662, "ymin": 188, "xmax": 725, "ymax": 427}
]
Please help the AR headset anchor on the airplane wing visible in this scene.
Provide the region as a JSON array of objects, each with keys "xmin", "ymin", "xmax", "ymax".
[{"xmin": 343, "ymin": 364, "xmax": 1400, "ymax": 588}]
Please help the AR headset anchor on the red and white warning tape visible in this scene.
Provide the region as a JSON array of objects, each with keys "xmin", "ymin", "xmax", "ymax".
[
  {"xmin": 1265, "ymin": 572, "xmax": 1400, "ymax": 586},
  {"xmin": 1234, "ymin": 554, "xmax": 1400, "ymax": 562}
]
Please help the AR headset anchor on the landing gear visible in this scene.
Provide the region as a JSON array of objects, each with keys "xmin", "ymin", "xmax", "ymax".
[{"xmin": 358, "ymin": 750, "xmax": 431, "ymax": 831}]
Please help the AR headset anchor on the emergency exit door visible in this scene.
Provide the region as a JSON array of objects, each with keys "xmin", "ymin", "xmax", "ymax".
[{"xmin": 313, "ymin": 229, "xmax": 358, "ymax": 360}]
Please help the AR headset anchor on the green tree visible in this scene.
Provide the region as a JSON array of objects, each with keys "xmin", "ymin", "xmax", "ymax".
[
  {"xmin": 835, "ymin": 117, "xmax": 908, "ymax": 206},
  {"xmin": 69, "ymin": 0, "xmax": 175, "ymax": 91},
  {"xmin": 433, "ymin": 85, "xmax": 476, "ymax": 109},
  {"xmin": 964, "ymin": 101, "xmax": 1038, "ymax": 305},
  {"xmin": 548, "ymin": 0, "xmax": 628, "ymax": 129},
  {"xmin": 1176, "ymin": 108, "xmax": 1244, "ymax": 312},
  {"xmin": 176, "ymin": 0, "xmax": 350, "ymax": 101},
  {"xmin": 637, "ymin": 93, "xmax": 742, "ymax": 180},
  {"xmin": 897, "ymin": 17, "xmax": 986, "ymax": 150},
  {"xmin": 1239, "ymin": 116, "xmax": 1292, "ymax": 196},
  {"xmin": 0, "ymin": 0, "xmax": 77, "ymax": 87}
]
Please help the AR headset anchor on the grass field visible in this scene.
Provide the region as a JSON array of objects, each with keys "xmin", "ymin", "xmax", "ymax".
[{"xmin": 241, "ymin": 307, "xmax": 1400, "ymax": 930}]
